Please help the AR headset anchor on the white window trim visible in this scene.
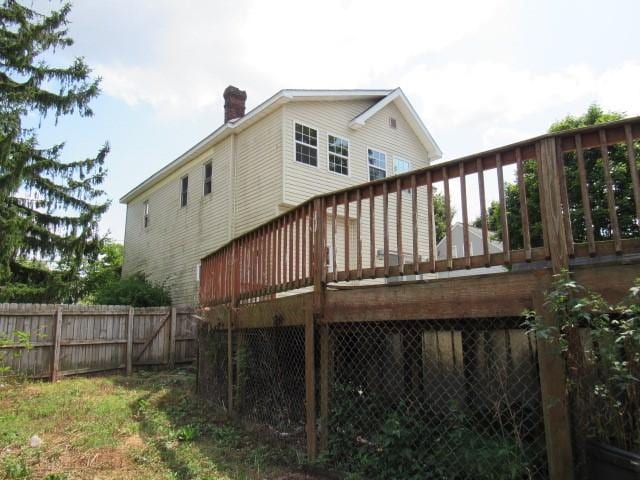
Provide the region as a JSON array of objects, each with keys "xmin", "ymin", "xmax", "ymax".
[
  {"xmin": 180, "ymin": 174, "xmax": 189, "ymax": 208},
  {"xmin": 367, "ymin": 147, "xmax": 387, "ymax": 181},
  {"xmin": 203, "ymin": 161, "xmax": 213, "ymax": 196},
  {"xmin": 293, "ymin": 120, "xmax": 319, "ymax": 169},
  {"xmin": 143, "ymin": 200, "xmax": 149, "ymax": 228},
  {"xmin": 326, "ymin": 133, "xmax": 350, "ymax": 177}
]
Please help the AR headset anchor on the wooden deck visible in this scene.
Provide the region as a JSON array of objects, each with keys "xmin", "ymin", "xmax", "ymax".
[{"xmin": 198, "ymin": 116, "xmax": 640, "ymax": 479}]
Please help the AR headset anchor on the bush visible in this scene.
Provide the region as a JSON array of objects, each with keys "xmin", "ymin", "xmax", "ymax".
[{"xmin": 92, "ymin": 273, "xmax": 171, "ymax": 306}]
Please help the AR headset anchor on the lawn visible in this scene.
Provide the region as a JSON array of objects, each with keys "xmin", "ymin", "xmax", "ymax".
[{"xmin": 0, "ymin": 369, "xmax": 322, "ymax": 480}]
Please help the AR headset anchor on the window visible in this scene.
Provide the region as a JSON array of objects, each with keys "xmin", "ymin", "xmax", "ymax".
[
  {"xmin": 393, "ymin": 157, "xmax": 410, "ymax": 175},
  {"xmin": 328, "ymin": 135, "xmax": 349, "ymax": 175},
  {"xmin": 180, "ymin": 175, "xmax": 188, "ymax": 207},
  {"xmin": 389, "ymin": 117, "xmax": 397, "ymax": 129},
  {"xmin": 203, "ymin": 162, "xmax": 212, "ymax": 195},
  {"xmin": 368, "ymin": 149, "xmax": 386, "ymax": 180},
  {"xmin": 143, "ymin": 200, "xmax": 149, "ymax": 228},
  {"xmin": 294, "ymin": 123, "xmax": 318, "ymax": 166}
]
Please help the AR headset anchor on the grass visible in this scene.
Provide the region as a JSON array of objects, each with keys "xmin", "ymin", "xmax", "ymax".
[{"xmin": 0, "ymin": 369, "xmax": 322, "ymax": 480}]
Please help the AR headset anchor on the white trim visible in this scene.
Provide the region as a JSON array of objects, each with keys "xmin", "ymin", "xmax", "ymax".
[
  {"xmin": 119, "ymin": 89, "xmax": 393, "ymax": 203},
  {"xmin": 367, "ymin": 147, "xmax": 387, "ymax": 181},
  {"xmin": 143, "ymin": 200, "xmax": 149, "ymax": 228},
  {"xmin": 326, "ymin": 132, "xmax": 350, "ymax": 177},
  {"xmin": 349, "ymin": 88, "xmax": 443, "ymax": 160},
  {"xmin": 292, "ymin": 120, "xmax": 320, "ymax": 169}
]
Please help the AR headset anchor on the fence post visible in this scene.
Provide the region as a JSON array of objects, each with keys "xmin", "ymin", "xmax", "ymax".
[
  {"xmin": 536, "ymin": 136, "xmax": 574, "ymax": 480},
  {"xmin": 51, "ymin": 305, "xmax": 63, "ymax": 382},
  {"xmin": 126, "ymin": 306, "xmax": 134, "ymax": 375},
  {"xmin": 169, "ymin": 306, "xmax": 177, "ymax": 368}
]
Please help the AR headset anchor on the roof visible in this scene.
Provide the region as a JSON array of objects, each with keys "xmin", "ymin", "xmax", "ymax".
[
  {"xmin": 436, "ymin": 222, "xmax": 503, "ymax": 251},
  {"xmin": 120, "ymin": 88, "xmax": 442, "ymax": 204}
]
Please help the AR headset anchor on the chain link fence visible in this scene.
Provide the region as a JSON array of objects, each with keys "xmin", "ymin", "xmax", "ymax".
[
  {"xmin": 321, "ymin": 318, "xmax": 547, "ymax": 479},
  {"xmin": 198, "ymin": 313, "xmax": 549, "ymax": 479}
]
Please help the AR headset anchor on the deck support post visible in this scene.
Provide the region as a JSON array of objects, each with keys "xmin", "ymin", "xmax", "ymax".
[
  {"xmin": 536, "ymin": 137, "xmax": 575, "ymax": 480},
  {"xmin": 228, "ymin": 242, "xmax": 239, "ymax": 416},
  {"xmin": 306, "ymin": 197, "xmax": 327, "ymax": 460}
]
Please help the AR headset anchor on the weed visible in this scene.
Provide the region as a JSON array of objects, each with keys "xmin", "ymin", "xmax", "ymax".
[{"xmin": 2, "ymin": 456, "xmax": 29, "ymax": 479}]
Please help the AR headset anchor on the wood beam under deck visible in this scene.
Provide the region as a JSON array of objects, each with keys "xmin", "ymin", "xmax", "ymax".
[{"xmin": 204, "ymin": 261, "xmax": 640, "ymax": 330}]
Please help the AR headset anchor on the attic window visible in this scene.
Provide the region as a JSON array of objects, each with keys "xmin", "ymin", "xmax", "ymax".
[
  {"xmin": 294, "ymin": 122, "xmax": 318, "ymax": 166},
  {"xmin": 389, "ymin": 117, "xmax": 397, "ymax": 129}
]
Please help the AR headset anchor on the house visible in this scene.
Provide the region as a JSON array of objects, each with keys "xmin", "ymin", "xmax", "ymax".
[
  {"xmin": 120, "ymin": 86, "xmax": 442, "ymax": 304},
  {"xmin": 436, "ymin": 222, "xmax": 506, "ymax": 278}
]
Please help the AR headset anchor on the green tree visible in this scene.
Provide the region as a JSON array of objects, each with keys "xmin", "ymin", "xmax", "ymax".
[
  {"xmin": 0, "ymin": 1, "xmax": 109, "ymax": 302},
  {"xmin": 474, "ymin": 104, "xmax": 637, "ymax": 249},
  {"xmin": 79, "ymin": 240, "xmax": 123, "ymax": 302}
]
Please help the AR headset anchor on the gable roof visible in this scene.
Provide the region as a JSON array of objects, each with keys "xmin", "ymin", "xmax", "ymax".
[
  {"xmin": 349, "ymin": 88, "xmax": 442, "ymax": 160},
  {"xmin": 120, "ymin": 88, "xmax": 441, "ymax": 204},
  {"xmin": 436, "ymin": 222, "xmax": 503, "ymax": 251}
]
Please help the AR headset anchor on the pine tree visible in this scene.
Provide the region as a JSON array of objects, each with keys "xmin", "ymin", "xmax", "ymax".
[{"xmin": 0, "ymin": 0, "xmax": 109, "ymax": 302}]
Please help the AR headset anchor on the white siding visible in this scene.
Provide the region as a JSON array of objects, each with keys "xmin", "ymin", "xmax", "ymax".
[
  {"xmin": 283, "ymin": 100, "xmax": 430, "ymax": 205},
  {"xmin": 234, "ymin": 107, "xmax": 284, "ymax": 236},
  {"xmin": 122, "ymin": 138, "xmax": 233, "ymax": 304}
]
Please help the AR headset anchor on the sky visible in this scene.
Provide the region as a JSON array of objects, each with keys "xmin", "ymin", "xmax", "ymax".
[{"xmin": 29, "ymin": 0, "xmax": 640, "ymax": 242}]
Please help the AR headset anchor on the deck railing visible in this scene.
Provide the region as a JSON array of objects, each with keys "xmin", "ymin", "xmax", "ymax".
[{"xmin": 200, "ymin": 116, "xmax": 640, "ymax": 306}]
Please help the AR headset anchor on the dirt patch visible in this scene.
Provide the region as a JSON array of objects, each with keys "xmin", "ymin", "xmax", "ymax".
[{"xmin": 123, "ymin": 433, "xmax": 145, "ymax": 449}]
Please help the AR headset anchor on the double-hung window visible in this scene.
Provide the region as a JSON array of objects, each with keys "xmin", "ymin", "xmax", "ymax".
[
  {"xmin": 328, "ymin": 135, "xmax": 349, "ymax": 175},
  {"xmin": 180, "ymin": 175, "xmax": 189, "ymax": 207},
  {"xmin": 203, "ymin": 162, "xmax": 212, "ymax": 195},
  {"xmin": 368, "ymin": 149, "xmax": 386, "ymax": 180},
  {"xmin": 143, "ymin": 200, "xmax": 149, "ymax": 228},
  {"xmin": 295, "ymin": 123, "xmax": 318, "ymax": 166}
]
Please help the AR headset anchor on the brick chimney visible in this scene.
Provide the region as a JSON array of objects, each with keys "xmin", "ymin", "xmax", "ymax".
[{"xmin": 223, "ymin": 85, "xmax": 247, "ymax": 123}]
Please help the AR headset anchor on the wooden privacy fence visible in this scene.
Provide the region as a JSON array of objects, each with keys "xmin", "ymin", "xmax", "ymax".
[
  {"xmin": 198, "ymin": 116, "xmax": 640, "ymax": 480},
  {"xmin": 0, "ymin": 304, "xmax": 196, "ymax": 380}
]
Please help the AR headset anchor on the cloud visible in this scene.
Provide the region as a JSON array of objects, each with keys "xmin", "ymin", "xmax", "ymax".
[
  {"xmin": 402, "ymin": 61, "xmax": 640, "ymax": 131},
  {"xmin": 85, "ymin": 0, "xmax": 508, "ymax": 117}
]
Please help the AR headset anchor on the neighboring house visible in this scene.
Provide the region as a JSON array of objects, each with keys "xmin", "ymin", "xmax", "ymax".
[
  {"xmin": 120, "ymin": 86, "xmax": 442, "ymax": 304},
  {"xmin": 436, "ymin": 222, "xmax": 506, "ymax": 278}
]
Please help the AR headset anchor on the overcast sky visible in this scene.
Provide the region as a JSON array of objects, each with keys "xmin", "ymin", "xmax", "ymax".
[{"xmin": 31, "ymin": 0, "xmax": 640, "ymax": 241}]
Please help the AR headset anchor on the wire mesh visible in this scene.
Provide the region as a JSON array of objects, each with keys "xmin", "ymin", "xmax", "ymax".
[
  {"xmin": 196, "ymin": 323, "xmax": 228, "ymax": 409},
  {"xmin": 232, "ymin": 325, "xmax": 306, "ymax": 445},
  {"xmin": 322, "ymin": 318, "xmax": 548, "ymax": 479}
]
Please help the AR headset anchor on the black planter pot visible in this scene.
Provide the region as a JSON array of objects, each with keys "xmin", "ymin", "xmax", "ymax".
[{"xmin": 586, "ymin": 441, "xmax": 640, "ymax": 480}]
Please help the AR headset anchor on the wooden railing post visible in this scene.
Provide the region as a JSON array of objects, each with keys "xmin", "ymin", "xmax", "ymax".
[
  {"xmin": 126, "ymin": 306, "xmax": 134, "ymax": 375},
  {"xmin": 536, "ymin": 136, "xmax": 574, "ymax": 480},
  {"xmin": 228, "ymin": 242, "xmax": 239, "ymax": 416},
  {"xmin": 307, "ymin": 197, "xmax": 326, "ymax": 460},
  {"xmin": 51, "ymin": 305, "xmax": 63, "ymax": 382}
]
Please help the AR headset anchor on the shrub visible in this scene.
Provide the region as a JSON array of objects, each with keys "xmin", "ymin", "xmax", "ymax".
[{"xmin": 92, "ymin": 272, "xmax": 171, "ymax": 306}]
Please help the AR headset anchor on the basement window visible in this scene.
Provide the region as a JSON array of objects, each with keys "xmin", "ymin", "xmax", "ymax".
[
  {"xmin": 368, "ymin": 148, "xmax": 386, "ymax": 180},
  {"xmin": 180, "ymin": 175, "xmax": 188, "ymax": 207},
  {"xmin": 203, "ymin": 161, "xmax": 212, "ymax": 195},
  {"xmin": 328, "ymin": 135, "xmax": 349, "ymax": 176},
  {"xmin": 143, "ymin": 200, "xmax": 149, "ymax": 228},
  {"xmin": 295, "ymin": 122, "xmax": 318, "ymax": 166}
]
